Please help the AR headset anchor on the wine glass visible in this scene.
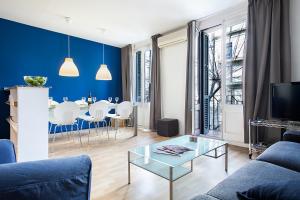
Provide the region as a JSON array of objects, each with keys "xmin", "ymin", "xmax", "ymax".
[
  {"xmin": 49, "ymin": 97, "xmax": 53, "ymax": 106},
  {"xmin": 108, "ymin": 97, "xmax": 112, "ymax": 103},
  {"xmin": 63, "ymin": 97, "xmax": 68, "ymax": 102},
  {"xmin": 115, "ymin": 97, "xmax": 119, "ymax": 103},
  {"xmin": 92, "ymin": 97, "xmax": 97, "ymax": 103},
  {"xmin": 81, "ymin": 97, "xmax": 86, "ymax": 104}
]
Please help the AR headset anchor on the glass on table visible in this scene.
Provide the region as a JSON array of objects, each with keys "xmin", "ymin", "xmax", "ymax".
[
  {"xmin": 115, "ymin": 97, "xmax": 119, "ymax": 103},
  {"xmin": 63, "ymin": 97, "xmax": 68, "ymax": 102},
  {"xmin": 92, "ymin": 97, "xmax": 97, "ymax": 103},
  {"xmin": 108, "ymin": 97, "xmax": 112, "ymax": 103},
  {"xmin": 49, "ymin": 97, "xmax": 53, "ymax": 106},
  {"xmin": 82, "ymin": 97, "xmax": 86, "ymax": 103}
]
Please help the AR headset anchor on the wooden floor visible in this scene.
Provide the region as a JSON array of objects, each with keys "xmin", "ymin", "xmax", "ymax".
[{"xmin": 49, "ymin": 128, "xmax": 250, "ymax": 200}]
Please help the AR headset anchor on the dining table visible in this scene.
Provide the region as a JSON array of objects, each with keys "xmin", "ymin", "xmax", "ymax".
[{"xmin": 48, "ymin": 101, "xmax": 138, "ymax": 137}]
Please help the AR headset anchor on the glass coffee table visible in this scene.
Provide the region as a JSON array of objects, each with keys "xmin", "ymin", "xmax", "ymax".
[{"xmin": 128, "ymin": 135, "xmax": 228, "ymax": 200}]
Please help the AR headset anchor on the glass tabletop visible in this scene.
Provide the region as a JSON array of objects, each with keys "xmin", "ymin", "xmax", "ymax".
[{"xmin": 129, "ymin": 135, "xmax": 227, "ymax": 168}]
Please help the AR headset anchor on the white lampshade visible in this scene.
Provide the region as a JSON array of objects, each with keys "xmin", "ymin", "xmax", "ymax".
[
  {"xmin": 95, "ymin": 64, "xmax": 112, "ymax": 80},
  {"xmin": 59, "ymin": 58, "xmax": 79, "ymax": 77}
]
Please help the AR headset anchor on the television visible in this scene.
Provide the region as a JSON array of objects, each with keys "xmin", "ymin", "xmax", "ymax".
[{"xmin": 271, "ymin": 82, "xmax": 300, "ymax": 121}]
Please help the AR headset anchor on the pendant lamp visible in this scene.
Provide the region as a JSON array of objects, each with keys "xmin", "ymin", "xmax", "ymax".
[
  {"xmin": 96, "ymin": 44, "xmax": 112, "ymax": 80},
  {"xmin": 59, "ymin": 18, "xmax": 79, "ymax": 77}
]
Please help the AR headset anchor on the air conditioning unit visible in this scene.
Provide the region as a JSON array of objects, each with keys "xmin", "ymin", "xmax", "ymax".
[{"xmin": 158, "ymin": 28, "xmax": 187, "ymax": 48}]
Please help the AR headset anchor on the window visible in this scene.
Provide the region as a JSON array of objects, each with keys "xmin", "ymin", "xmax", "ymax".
[
  {"xmin": 196, "ymin": 16, "xmax": 247, "ymax": 137},
  {"xmin": 207, "ymin": 28, "xmax": 223, "ymax": 132},
  {"xmin": 144, "ymin": 50, "xmax": 151, "ymax": 102},
  {"xmin": 194, "ymin": 6, "xmax": 247, "ymax": 139},
  {"xmin": 135, "ymin": 51, "xmax": 142, "ymax": 102},
  {"xmin": 134, "ymin": 48, "xmax": 152, "ymax": 103},
  {"xmin": 225, "ymin": 21, "xmax": 246, "ymax": 104},
  {"xmin": 198, "ymin": 27, "xmax": 223, "ymax": 134}
]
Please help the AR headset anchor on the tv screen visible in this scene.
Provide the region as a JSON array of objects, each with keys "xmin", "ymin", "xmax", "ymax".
[{"xmin": 271, "ymin": 82, "xmax": 300, "ymax": 121}]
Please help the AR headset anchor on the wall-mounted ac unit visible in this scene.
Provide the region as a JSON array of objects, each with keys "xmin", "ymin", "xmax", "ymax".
[{"xmin": 158, "ymin": 28, "xmax": 187, "ymax": 48}]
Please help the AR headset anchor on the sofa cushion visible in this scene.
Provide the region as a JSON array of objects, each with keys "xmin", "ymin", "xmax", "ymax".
[
  {"xmin": 204, "ymin": 160, "xmax": 300, "ymax": 200},
  {"xmin": 257, "ymin": 141, "xmax": 300, "ymax": 172},
  {"xmin": 0, "ymin": 155, "xmax": 92, "ymax": 200},
  {"xmin": 237, "ymin": 180, "xmax": 300, "ymax": 200},
  {"xmin": 283, "ymin": 130, "xmax": 300, "ymax": 143},
  {"xmin": 0, "ymin": 139, "xmax": 16, "ymax": 164}
]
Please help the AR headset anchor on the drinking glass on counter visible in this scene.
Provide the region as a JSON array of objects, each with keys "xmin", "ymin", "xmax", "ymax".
[
  {"xmin": 115, "ymin": 97, "xmax": 119, "ymax": 103},
  {"xmin": 108, "ymin": 97, "xmax": 112, "ymax": 103},
  {"xmin": 63, "ymin": 97, "xmax": 68, "ymax": 102},
  {"xmin": 49, "ymin": 97, "xmax": 53, "ymax": 106},
  {"xmin": 92, "ymin": 97, "xmax": 97, "ymax": 103}
]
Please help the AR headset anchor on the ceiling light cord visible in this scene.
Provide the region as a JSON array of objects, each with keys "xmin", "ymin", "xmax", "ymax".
[
  {"xmin": 102, "ymin": 44, "xmax": 105, "ymax": 64},
  {"xmin": 68, "ymin": 35, "xmax": 71, "ymax": 57}
]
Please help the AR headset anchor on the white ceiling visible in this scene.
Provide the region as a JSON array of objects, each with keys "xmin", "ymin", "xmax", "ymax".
[{"xmin": 0, "ymin": 0, "xmax": 245, "ymax": 47}]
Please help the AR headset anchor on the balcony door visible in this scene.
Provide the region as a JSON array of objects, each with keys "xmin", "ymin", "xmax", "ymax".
[
  {"xmin": 196, "ymin": 16, "xmax": 247, "ymax": 144},
  {"xmin": 222, "ymin": 20, "xmax": 246, "ymax": 144},
  {"xmin": 134, "ymin": 48, "xmax": 152, "ymax": 131},
  {"xmin": 198, "ymin": 26, "xmax": 223, "ymax": 138}
]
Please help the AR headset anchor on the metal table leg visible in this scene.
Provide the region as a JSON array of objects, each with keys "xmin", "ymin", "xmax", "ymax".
[
  {"xmin": 248, "ymin": 119, "xmax": 252, "ymax": 159},
  {"xmin": 169, "ymin": 167, "xmax": 173, "ymax": 200},
  {"xmin": 115, "ymin": 119, "xmax": 119, "ymax": 140},
  {"xmin": 76, "ymin": 123, "xmax": 82, "ymax": 145},
  {"xmin": 133, "ymin": 105, "xmax": 138, "ymax": 137},
  {"xmin": 225, "ymin": 143, "xmax": 228, "ymax": 172},
  {"xmin": 128, "ymin": 151, "xmax": 131, "ymax": 184},
  {"xmin": 215, "ymin": 148, "xmax": 217, "ymax": 158}
]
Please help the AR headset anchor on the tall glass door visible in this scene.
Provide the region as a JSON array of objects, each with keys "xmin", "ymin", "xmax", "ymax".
[
  {"xmin": 197, "ymin": 26, "xmax": 223, "ymax": 138},
  {"xmin": 134, "ymin": 48, "xmax": 152, "ymax": 131},
  {"xmin": 196, "ymin": 19, "xmax": 247, "ymax": 143},
  {"xmin": 222, "ymin": 20, "xmax": 246, "ymax": 143}
]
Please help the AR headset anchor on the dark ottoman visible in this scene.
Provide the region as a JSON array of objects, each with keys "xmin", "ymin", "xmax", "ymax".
[{"xmin": 157, "ymin": 118, "xmax": 178, "ymax": 137}]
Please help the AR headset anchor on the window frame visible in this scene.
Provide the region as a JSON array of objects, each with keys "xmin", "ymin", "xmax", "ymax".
[
  {"xmin": 133, "ymin": 46, "xmax": 152, "ymax": 104},
  {"xmin": 143, "ymin": 49, "xmax": 152, "ymax": 103},
  {"xmin": 222, "ymin": 19, "xmax": 247, "ymax": 105},
  {"xmin": 222, "ymin": 16, "xmax": 247, "ymax": 105},
  {"xmin": 135, "ymin": 51, "xmax": 142, "ymax": 102}
]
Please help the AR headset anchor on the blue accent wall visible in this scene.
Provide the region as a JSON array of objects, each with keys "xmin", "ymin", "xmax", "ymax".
[{"xmin": 0, "ymin": 18, "xmax": 122, "ymax": 138}]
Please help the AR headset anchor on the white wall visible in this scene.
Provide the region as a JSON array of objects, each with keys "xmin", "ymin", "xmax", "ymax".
[
  {"xmin": 290, "ymin": 0, "xmax": 300, "ymax": 81},
  {"xmin": 160, "ymin": 42, "xmax": 187, "ymax": 135},
  {"xmin": 156, "ymin": 1, "xmax": 299, "ymax": 139}
]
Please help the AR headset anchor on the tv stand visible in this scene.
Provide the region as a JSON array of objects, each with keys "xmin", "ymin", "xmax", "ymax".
[{"xmin": 248, "ymin": 119, "xmax": 300, "ymax": 159}]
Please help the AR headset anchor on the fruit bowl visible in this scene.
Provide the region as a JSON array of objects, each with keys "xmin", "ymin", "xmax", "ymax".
[{"xmin": 24, "ymin": 76, "xmax": 47, "ymax": 87}]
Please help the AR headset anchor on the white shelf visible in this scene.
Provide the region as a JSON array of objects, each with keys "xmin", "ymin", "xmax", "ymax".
[{"xmin": 7, "ymin": 86, "xmax": 49, "ymax": 162}]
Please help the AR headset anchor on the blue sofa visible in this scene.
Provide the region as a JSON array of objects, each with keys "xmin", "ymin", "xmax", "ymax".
[
  {"xmin": 192, "ymin": 131, "xmax": 300, "ymax": 200},
  {"xmin": 0, "ymin": 139, "xmax": 92, "ymax": 200}
]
